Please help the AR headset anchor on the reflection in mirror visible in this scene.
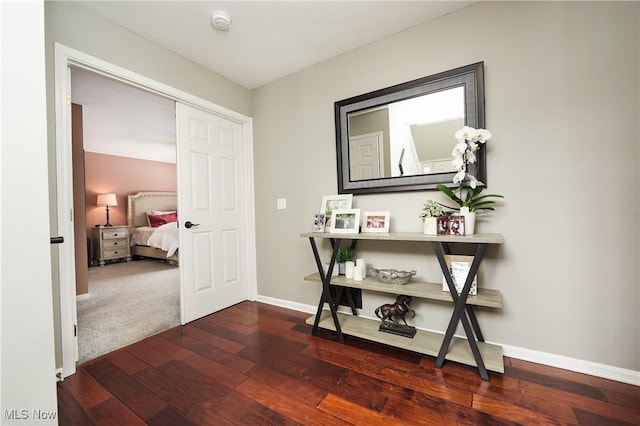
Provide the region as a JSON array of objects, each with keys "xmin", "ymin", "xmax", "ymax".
[
  {"xmin": 348, "ymin": 87, "xmax": 464, "ymax": 180},
  {"xmin": 335, "ymin": 62, "xmax": 485, "ymax": 194}
]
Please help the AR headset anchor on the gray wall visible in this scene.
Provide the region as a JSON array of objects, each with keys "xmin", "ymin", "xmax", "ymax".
[
  {"xmin": 44, "ymin": 1, "xmax": 252, "ymax": 367},
  {"xmin": 253, "ymin": 1, "xmax": 640, "ymax": 371}
]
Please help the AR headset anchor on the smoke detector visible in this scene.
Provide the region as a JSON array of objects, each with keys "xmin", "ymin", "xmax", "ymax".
[{"xmin": 211, "ymin": 10, "xmax": 231, "ymax": 31}]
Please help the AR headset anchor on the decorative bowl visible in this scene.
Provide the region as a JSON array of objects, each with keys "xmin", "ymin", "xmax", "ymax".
[{"xmin": 370, "ymin": 268, "xmax": 416, "ymax": 285}]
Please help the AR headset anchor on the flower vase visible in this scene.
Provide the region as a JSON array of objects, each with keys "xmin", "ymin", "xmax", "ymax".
[
  {"xmin": 423, "ymin": 217, "xmax": 437, "ymax": 235},
  {"xmin": 460, "ymin": 207, "xmax": 476, "ymax": 235}
]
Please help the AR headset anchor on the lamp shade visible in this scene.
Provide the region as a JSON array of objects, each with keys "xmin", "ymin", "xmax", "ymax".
[{"xmin": 96, "ymin": 193, "xmax": 118, "ymax": 207}]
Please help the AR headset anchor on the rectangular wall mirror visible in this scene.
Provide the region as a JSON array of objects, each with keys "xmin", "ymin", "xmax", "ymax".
[{"xmin": 335, "ymin": 62, "xmax": 485, "ymax": 194}]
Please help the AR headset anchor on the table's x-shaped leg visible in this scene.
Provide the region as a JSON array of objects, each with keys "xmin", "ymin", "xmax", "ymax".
[
  {"xmin": 308, "ymin": 237, "xmax": 345, "ymax": 342},
  {"xmin": 431, "ymin": 241, "xmax": 490, "ymax": 380}
]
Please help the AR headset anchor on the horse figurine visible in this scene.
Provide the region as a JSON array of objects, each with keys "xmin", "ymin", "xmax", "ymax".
[{"xmin": 375, "ymin": 295, "xmax": 415, "ymax": 327}]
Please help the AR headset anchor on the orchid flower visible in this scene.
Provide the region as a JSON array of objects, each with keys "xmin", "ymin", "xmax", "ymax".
[
  {"xmin": 451, "ymin": 141, "xmax": 468, "ymax": 157},
  {"xmin": 455, "ymin": 126, "xmax": 478, "ymax": 142},
  {"xmin": 453, "ymin": 169, "xmax": 466, "ymax": 184},
  {"xmin": 466, "ymin": 150, "xmax": 477, "ymax": 164},
  {"xmin": 451, "ymin": 155, "xmax": 465, "ymax": 171},
  {"xmin": 474, "ymin": 129, "xmax": 492, "ymax": 143}
]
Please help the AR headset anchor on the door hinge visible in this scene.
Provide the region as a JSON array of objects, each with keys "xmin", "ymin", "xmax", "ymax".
[
  {"xmin": 66, "ymin": 93, "xmax": 71, "ymax": 106},
  {"xmin": 74, "ymin": 324, "xmax": 77, "ymax": 337},
  {"xmin": 70, "ymin": 209, "xmax": 73, "ymax": 222}
]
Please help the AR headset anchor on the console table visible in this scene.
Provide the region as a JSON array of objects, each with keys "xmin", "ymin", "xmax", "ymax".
[{"xmin": 300, "ymin": 231, "xmax": 505, "ymax": 381}]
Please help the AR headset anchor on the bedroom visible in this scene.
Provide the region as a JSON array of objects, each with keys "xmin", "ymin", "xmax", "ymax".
[{"xmin": 71, "ymin": 67, "xmax": 180, "ymax": 362}]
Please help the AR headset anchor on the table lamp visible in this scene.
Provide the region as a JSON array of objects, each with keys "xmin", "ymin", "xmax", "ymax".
[{"xmin": 96, "ymin": 193, "xmax": 117, "ymax": 227}]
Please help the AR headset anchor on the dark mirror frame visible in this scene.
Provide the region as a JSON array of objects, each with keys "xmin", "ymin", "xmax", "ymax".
[{"xmin": 335, "ymin": 62, "xmax": 485, "ymax": 195}]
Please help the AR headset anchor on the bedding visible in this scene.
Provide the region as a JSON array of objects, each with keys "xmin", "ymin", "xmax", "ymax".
[
  {"xmin": 131, "ymin": 222, "xmax": 179, "ymax": 257},
  {"xmin": 127, "ymin": 192, "xmax": 179, "ymax": 263}
]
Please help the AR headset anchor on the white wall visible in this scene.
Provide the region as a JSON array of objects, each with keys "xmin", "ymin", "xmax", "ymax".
[
  {"xmin": 1, "ymin": 1, "xmax": 58, "ymax": 424},
  {"xmin": 253, "ymin": 1, "xmax": 640, "ymax": 376}
]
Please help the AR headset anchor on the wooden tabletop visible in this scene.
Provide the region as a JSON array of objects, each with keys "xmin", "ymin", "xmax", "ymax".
[{"xmin": 300, "ymin": 231, "xmax": 504, "ymax": 244}]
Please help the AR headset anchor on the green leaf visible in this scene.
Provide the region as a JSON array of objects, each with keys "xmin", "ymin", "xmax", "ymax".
[{"xmin": 436, "ymin": 184, "xmax": 463, "ymax": 206}]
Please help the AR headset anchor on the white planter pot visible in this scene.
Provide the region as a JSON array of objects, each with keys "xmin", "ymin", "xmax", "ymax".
[
  {"xmin": 460, "ymin": 209, "xmax": 476, "ymax": 235},
  {"xmin": 423, "ymin": 217, "xmax": 438, "ymax": 235},
  {"xmin": 324, "ymin": 263, "xmax": 339, "ymax": 277}
]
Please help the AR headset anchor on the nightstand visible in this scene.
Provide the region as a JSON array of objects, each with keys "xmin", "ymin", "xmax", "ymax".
[{"xmin": 92, "ymin": 226, "xmax": 131, "ymax": 266}]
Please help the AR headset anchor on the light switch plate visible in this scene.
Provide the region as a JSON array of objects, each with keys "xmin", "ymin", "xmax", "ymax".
[{"xmin": 277, "ymin": 198, "xmax": 287, "ymax": 210}]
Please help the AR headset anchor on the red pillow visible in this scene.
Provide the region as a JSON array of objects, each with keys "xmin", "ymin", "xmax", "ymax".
[{"xmin": 147, "ymin": 212, "xmax": 178, "ymax": 228}]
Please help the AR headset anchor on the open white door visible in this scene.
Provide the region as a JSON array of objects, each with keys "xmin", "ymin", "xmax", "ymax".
[{"xmin": 177, "ymin": 103, "xmax": 248, "ymax": 323}]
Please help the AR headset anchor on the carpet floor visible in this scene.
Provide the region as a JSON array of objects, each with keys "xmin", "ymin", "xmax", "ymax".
[{"xmin": 77, "ymin": 259, "xmax": 180, "ymax": 364}]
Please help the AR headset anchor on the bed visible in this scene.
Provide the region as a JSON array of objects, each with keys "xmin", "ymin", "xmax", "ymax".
[{"xmin": 127, "ymin": 191, "xmax": 179, "ymax": 265}]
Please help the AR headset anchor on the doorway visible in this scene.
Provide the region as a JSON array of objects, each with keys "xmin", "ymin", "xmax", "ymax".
[
  {"xmin": 55, "ymin": 44, "xmax": 257, "ymax": 378},
  {"xmin": 70, "ymin": 66, "xmax": 180, "ymax": 363}
]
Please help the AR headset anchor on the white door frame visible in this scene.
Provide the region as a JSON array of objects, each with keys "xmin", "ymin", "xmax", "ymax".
[{"xmin": 54, "ymin": 43, "xmax": 257, "ymax": 378}]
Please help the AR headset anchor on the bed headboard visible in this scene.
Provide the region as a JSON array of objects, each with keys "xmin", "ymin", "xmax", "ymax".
[{"xmin": 127, "ymin": 192, "xmax": 177, "ymax": 228}]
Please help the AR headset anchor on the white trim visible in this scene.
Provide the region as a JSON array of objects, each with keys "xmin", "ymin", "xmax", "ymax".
[
  {"xmin": 54, "ymin": 47, "xmax": 78, "ymax": 379},
  {"xmin": 499, "ymin": 344, "xmax": 640, "ymax": 387},
  {"xmin": 76, "ymin": 293, "xmax": 90, "ymax": 302},
  {"xmin": 255, "ymin": 295, "xmax": 640, "ymax": 387},
  {"xmin": 54, "ymin": 43, "xmax": 256, "ymax": 378}
]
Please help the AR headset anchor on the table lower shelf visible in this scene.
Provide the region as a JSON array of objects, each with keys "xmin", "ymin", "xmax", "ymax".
[{"xmin": 307, "ymin": 311, "xmax": 504, "ymax": 374}]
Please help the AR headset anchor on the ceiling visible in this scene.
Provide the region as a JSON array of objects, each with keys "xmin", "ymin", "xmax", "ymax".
[
  {"xmin": 76, "ymin": 1, "xmax": 477, "ymax": 90},
  {"xmin": 71, "ymin": 1, "xmax": 477, "ymax": 162}
]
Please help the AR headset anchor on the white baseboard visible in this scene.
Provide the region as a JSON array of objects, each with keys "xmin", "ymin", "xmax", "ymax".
[
  {"xmin": 76, "ymin": 293, "xmax": 90, "ymax": 301},
  {"xmin": 254, "ymin": 295, "xmax": 640, "ymax": 386}
]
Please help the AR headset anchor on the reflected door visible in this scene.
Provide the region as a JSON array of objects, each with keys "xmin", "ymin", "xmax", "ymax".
[{"xmin": 349, "ymin": 132, "xmax": 383, "ymax": 181}]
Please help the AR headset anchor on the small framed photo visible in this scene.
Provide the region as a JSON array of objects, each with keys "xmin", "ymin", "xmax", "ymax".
[
  {"xmin": 312, "ymin": 213, "xmax": 325, "ymax": 232},
  {"xmin": 442, "ymin": 255, "xmax": 478, "ymax": 295},
  {"xmin": 437, "ymin": 215, "xmax": 465, "ymax": 236},
  {"xmin": 319, "ymin": 194, "xmax": 353, "ymax": 232},
  {"xmin": 361, "ymin": 211, "xmax": 390, "ymax": 233},
  {"xmin": 329, "ymin": 209, "xmax": 361, "ymax": 233}
]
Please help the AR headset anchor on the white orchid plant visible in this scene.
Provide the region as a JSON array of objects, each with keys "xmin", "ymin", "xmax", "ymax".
[
  {"xmin": 437, "ymin": 126, "xmax": 503, "ymax": 213},
  {"xmin": 450, "ymin": 126, "xmax": 491, "ymax": 189}
]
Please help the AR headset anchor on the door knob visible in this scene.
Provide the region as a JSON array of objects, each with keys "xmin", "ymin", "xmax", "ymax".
[{"xmin": 184, "ymin": 221, "xmax": 200, "ymax": 229}]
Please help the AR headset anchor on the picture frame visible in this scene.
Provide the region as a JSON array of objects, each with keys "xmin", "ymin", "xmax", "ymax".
[
  {"xmin": 361, "ymin": 211, "xmax": 390, "ymax": 233},
  {"xmin": 442, "ymin": 255, "xmax": 478, "ymax": 295},
  {"xmin": 437, "ymin": 215, "xmax": 465, "ymax": 236},
  {"xmin": 329, "ymin": 208, "xmax": 361, "ymax": 233},
  {"xmin": 319, "ymin": 194, "xmax": 353, "ymax": 232},
  {"xmin": 312, "ymin": 213, "xmax": 325, "ymax": 233}
]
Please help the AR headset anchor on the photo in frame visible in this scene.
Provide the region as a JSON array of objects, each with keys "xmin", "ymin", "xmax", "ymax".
[
  {"xmin": 329, "ymin": 208, "xmax": 361, "ymax": 233},
  {"xmin": 437, "ymin": 215, "xmax": 465, "ymax": 236},
  {"xmin": 361, "ymin": 211, "xmax": 390, "ymax": 233},
  {"xmin": 442, "ymin": 255, "xmax": 478, "ymax": 295},
  {"xmin": 319, "ymin": 194, "xmax": 353, "ymax": 232},
  {"xmin": 312, "ymin": 213, "xmax": 325, "ymax": 233}
]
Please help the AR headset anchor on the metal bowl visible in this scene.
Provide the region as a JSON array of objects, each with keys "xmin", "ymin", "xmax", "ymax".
[{"xmin": 370, "ymin": 268, "xmax": 416, "ymax": 285}]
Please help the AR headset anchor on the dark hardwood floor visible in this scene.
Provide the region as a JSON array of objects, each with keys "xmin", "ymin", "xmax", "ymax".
[{"xmin": 58, "ymin": 301, "xmax": 639, "ymax": 425}]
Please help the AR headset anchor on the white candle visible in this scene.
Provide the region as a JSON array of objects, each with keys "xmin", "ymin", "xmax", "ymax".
[
  {"xmin": 353, "ymin": 265, "xmax": 364, "ymax": 281},
  {"xmin": 356, "ymin": 258, "xmax": 366, "ymax": 278},
  {"xmin": 345, "ymin": 261, "xmax": 355, "ymax": 279}
]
